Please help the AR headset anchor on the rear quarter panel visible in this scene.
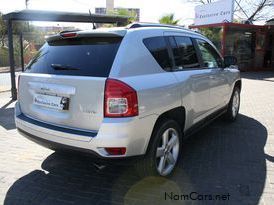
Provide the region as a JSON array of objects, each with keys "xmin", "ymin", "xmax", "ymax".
[
  {"xmin": 109, "ymin": 29, "xmax": 182, "ymax": 153},
  {"xmin": 110, "ymin": 29, "xmax": 182, "ymax": 119}
]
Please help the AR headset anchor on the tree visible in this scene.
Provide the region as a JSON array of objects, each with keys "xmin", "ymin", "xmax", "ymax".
[
  {"xmin": 199, "ymin": 27, "xmax": 222, "ymax": 49},
  {"xmin": 159, "ymin": 14, "xmax": 180, "ymax": 25},
  {"xmin": 0, "ymin": 13, "xmax": 6, "ymax": 47},
  {"xmin": 108, "ymin": 8, "xmax": 137, "ymax": 24},
  {"xmin": 0, "ymin": 12, "xmax": 44, "ymax": 67},
  {"xmin": 187, "ymin": 0, "xmax": 274, "ymax": 23},
  {"xmin": 0, "ymin": 12, "xmax": 36, "ymax": 44},
  {"xmin": 242, "ymin": 0, "xmax": 274, "ymax": 22}
]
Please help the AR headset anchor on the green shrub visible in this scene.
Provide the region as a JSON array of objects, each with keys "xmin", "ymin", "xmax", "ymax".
[{"xmin": 0, "ymin": 47, "xmax": 9, "ymax": 67}]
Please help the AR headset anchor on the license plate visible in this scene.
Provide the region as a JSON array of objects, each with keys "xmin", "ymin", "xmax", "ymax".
[{"xmin": 33, "ymin": 94, "xmax": 69, "ymax": 110}]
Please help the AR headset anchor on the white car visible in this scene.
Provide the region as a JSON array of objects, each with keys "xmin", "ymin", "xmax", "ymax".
[{"xmin": 15, "ymin": 23, "xmax": 241, "ymax": 177}]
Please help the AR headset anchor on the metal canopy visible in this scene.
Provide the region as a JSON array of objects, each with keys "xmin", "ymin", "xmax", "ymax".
[
  {"xmin": 3, "ymin": 9, "xmax": 128, "ymax": 24},
  {"xmin": 3, "ymin": 10, "xmax": 129, "ymax": 100}
]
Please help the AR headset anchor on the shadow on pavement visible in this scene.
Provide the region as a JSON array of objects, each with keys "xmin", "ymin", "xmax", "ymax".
[
  {"xmin": 0, "ymin": 107, "xmax": 15, "ymax": 130},
  {"xmin": 4, "ymin": 114, "xmax": 269, "ymax": 205},
  {"xmin": 1, "ymin": 99, "xmax": 14, "ymax": 109}
]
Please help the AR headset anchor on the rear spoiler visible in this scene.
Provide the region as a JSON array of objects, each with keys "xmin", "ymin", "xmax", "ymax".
[{"xmin": 46, "ymin": 30, "xmax": 126, "ymax": 42}]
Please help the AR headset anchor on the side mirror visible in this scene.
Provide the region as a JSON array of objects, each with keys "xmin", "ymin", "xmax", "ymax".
[{"xmin": 224, "ymin": 56, "xmax": 237, "ymax": 67}]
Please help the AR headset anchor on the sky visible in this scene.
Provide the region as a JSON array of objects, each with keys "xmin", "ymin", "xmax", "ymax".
[
  {"xmin": 0, "ymin": 0, "xmax": 269, "ymax": 28},
  {"xmin": 0, "ymin": 0, "xmax": 196, "ymax": 28}
]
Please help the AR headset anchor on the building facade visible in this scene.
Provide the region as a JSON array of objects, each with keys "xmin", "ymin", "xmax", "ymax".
[
  {"xmin": 190, "ymin": 22, "xmax": 274, "ymax": 71},
  {"xmin": 106, "ymin": 0, "xmax": 114, "ymax": 11}
]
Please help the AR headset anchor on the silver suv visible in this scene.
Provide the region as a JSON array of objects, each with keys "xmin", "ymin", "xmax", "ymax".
[{"xmin": 15, "ymin": 23, "xmax": 241, "ymax": 177}]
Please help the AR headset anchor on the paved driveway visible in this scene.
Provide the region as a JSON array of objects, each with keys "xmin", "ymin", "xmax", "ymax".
[
  {"xmin": 0, "ymin": 73, "xmax": 11, "ymax": 92},
  {"xmin": 1, "ymin": 72, "xmax": 274, "ymax": 205},
  {"xmin": 0, "ymin": 72, "xmax": 20, "ymax": 92}
]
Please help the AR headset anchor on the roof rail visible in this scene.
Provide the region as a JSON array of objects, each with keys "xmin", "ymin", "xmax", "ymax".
[{"xmin": 127, "ymin": 22, "xmax": 188, "ymax": 30}]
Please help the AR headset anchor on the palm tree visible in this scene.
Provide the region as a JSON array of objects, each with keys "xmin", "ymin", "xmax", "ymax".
[{"xmin": 159, "ymin": 14, "xmax": 180, "ymax": 25}]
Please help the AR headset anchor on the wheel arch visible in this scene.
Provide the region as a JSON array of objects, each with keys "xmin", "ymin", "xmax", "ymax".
[
  {"xmin": 144, "ymin": 106, "xmax": 186, "ymax": 154},
  {"xmin": 234, "ymin": 80, "xmax": 242, "ymax": 91},
  {"xmin": 228, "ymin": 79, "xmax": 241, "ymax": 103}
]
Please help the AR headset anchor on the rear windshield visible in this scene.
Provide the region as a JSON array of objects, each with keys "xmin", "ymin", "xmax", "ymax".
[{"xmin": 25, "ymin": 37, "xmax": 122, "ymax": 77}]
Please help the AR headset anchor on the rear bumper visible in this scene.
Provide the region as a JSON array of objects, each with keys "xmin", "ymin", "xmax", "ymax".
[
  {"xmin": 17, "ymin": 128, "xmax": 102, "ymax": 157},
  {"xmin": 15, "ymin": 102, "xmax": 157, "ymax": 158}
]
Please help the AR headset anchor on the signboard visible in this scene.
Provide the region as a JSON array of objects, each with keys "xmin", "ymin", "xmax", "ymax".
[{"xmin": 195, "ymin": 0, "xmax": 234, "ymax": 26}]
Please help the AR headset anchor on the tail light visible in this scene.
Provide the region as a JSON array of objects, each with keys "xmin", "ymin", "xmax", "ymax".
[{"xmin": 104, "ymin": 79, "xmax": 138, "ymax": 117}]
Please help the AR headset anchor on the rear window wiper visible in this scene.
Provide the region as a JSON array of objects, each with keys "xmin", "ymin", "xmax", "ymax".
[{"xmin": 51, "ymin": 64, "xmax": 80, "ymax": 70}]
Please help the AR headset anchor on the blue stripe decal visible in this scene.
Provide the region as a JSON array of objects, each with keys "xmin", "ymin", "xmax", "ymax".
[{"xmin": 17, "ymin": 114, "xmax": 97, "ymax": 138}]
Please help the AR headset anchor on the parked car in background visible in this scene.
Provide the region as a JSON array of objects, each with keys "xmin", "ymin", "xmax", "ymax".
[{"xmin": 15, "ymin": 23, "xmax": 241, "ymax": 177}]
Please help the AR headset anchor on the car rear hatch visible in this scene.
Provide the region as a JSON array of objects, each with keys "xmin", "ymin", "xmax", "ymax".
[{"xmin": 18, "ymin": 30, "xmax": 125, "ymax": 133}]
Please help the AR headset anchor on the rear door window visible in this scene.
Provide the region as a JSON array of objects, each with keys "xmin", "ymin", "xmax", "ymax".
[
  {"xmin": 25, "ymin": 37, "xmax": 122, "ymax": 77},
  {"xmin": 143, "ymin": 36, "xmax": 172, "ymax": 71},
  {"xmin": 168, "ymin": 36, "xmax": 200, "ymax": 70},
  {"xmin": 168, "ymin": 36, "xmax": 183, "ymax": 70}
]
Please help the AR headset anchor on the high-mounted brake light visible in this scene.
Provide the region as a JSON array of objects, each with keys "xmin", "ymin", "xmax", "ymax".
[
  {"xmin": 60, "ymin": 32, "xmax": 78, "ymax": 38},
  {"xmin": 104, "ymin": 79, "xmax": 138, "ymax": 117}
]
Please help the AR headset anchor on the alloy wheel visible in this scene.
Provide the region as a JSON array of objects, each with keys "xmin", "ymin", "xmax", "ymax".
[
  {"xmin": 232, "ymin": 90, "xmax": 240, "ymax": 118},
  {"xmin": 156, "ymin": 128, "xmax": 180, "ymax": 176}
]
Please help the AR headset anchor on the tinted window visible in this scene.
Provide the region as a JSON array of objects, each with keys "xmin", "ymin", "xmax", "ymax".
[
  {"xmin": 168, "ymin": 36, "xmax": 183, "ymax": 69},
  {"xmin": 143, "ymin": 37, "xmax": 172, "ymax": 71},
  {"xmin": 25, "ymin": 37, "xmax": 122, "ymax": 77},
  {"xmin": 197, "ymin": 39, "xmax": 223, "ymax": 68},
  {"xmin": 169, "ymin": 36, "xmax": 200, "ymax": 70}
]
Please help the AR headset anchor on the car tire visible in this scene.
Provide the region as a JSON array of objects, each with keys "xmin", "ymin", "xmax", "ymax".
[
  {"xmin": 135, "ymin": 119, "xmax": 182, "ymax": 177},
  {"xmin": 224, "ymin": 87, "xmax": 240, "ymax": 121}
]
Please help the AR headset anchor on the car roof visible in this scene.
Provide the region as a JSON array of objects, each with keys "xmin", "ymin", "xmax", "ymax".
[
  {"xmin": 99, "ymin": 22, "xmax": 202, "ymax": 36},
  {"xmin": 46, "ymin": 22, "xmax": 204, "ymax": 42}
]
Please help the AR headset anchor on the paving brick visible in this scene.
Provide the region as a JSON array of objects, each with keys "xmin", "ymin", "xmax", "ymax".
[{"xmin": 1, "ymin": 72, "xmax": 274, "ymax": 205}]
